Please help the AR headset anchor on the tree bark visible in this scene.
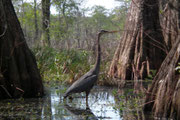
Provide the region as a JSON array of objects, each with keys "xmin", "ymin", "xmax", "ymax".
[
  {"xmin": 42, "ymin": 0, "xmax": 50, "ymax": 46},
  {"xmin": 34, "ymin": 0, "xmax": 39, "ymax": 43},
  {"xmin": 108, "ymin": 0, "xmax": 167, "ymax": 83},
  {"xmin": 144, "ymin": 36, "xmax": 180, "ymax": 119},
  {"xmin": 144, "ymin": 0, "xmax": 180, "ymax": 119},
  {"xmin": 160, "ymin": 0, "xmax": 179, "ymax": 50},
  {"xmin": 0, "ymin": 0, "xmax": 44, "ymax": 99}
]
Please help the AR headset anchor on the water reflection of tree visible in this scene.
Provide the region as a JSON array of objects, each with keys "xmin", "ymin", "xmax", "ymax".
[
  {"xmin": 0, "ymin": 98, "xmax": 45, "ymax": 119},
  {"xmin": 41, "ymin": 93, "xmax": 52, "ymax": 119},
  {"xmin": 49, "ymin": 87, "xmax": 69, "ymax": 120}
]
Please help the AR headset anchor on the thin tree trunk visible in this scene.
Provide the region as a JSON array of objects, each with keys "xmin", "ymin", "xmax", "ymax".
[
  {"xmin": 0, "ymin": 0, "xmax": 44, "ymax": 99},
  {"xmin": 34, "ymin": 0, "xmax": 39, "ymax": 44},
  {"xmin": 108, "ymin": 0, "xmax": 167, "ymax": 84},
  {"xmin": 42, "ymin": 0, "xmax": 50, "ymax": 46}
]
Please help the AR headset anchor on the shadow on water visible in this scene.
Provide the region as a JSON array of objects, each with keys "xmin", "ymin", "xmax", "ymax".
[{"xmin": 0, "ymin": 80, "xmax": 153, "ymax": 120}]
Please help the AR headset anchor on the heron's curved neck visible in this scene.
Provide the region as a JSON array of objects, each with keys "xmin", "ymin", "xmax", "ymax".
[{"xmin": 94, "ymin": 33, "xmax": 101, "ymax": 74}]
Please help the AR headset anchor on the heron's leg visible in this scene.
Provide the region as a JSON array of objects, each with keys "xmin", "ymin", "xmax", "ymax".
[{"xmin": 85, "ymin": 91, "xmax": 90, "ymax": 107}]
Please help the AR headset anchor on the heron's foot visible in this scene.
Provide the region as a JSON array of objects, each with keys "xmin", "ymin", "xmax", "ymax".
[{"xmin": 86, "ymin": 105, "xmax": 90, "ymax": 110}]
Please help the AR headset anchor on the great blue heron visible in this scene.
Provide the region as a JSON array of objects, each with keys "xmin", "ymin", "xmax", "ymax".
[{"xmin": 64, "ymin": 30, "xmax": 118, "ymax": 105}]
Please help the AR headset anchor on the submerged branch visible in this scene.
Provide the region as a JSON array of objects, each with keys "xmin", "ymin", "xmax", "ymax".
[{"xmin": 0, "ymin": 85, "xmax": 12, "ymax": 98}]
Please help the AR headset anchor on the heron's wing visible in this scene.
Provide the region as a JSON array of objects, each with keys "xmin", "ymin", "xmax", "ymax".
[
  {"xmin": 64, "ymin": 74, "xmax": 97, "ymax": 96},
  {"xmin": 76, "ymin": 69, "xmax": 94, "ymax": 81},
  {"xmin": 74, "ymin": 74, "xmax": 97, "ymax": 89}
]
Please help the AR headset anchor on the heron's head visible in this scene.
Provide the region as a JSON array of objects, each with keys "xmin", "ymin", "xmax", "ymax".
[{"xmin": 99, "ymin": 30, "xmax": 109, "ymax": 34}]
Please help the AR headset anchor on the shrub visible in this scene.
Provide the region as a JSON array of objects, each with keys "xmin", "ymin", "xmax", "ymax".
[{"xmin": 33, "ymin": 47, "xmax": 91, "ymax": 84}]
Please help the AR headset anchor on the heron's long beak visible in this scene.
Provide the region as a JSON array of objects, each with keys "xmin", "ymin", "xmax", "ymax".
[{"xmin": 108, "ymin": 30, "xmax": 119, "ymax": 33}]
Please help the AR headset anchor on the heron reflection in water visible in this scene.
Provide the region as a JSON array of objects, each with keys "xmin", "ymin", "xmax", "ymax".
[{"xmin": 64, "ymin": 103, "xmax": 98, "ymax": 120}]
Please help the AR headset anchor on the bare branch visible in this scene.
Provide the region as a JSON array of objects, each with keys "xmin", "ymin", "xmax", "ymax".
[{"xmin": 0, "ymin": 85, "xmax": 12, "ymax": 98}]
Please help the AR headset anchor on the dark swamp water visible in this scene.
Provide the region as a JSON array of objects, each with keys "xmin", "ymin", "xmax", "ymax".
[{"xmin": 0, "ymin": 81, "xmax": 153, "ymax": 120}]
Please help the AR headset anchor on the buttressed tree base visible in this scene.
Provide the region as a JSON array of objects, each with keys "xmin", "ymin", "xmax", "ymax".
[{"xmin": 0, "ymin": 0, "xmax": 43, "ymax": 99}]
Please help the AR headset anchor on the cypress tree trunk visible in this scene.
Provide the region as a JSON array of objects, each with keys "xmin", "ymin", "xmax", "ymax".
[
  {"xmin": 160, "ymin": 0, "xmax": 179, "ymax": 49},
  {"xmin": 144, "ymin": 36, "xmax": 180, "ymax": 118},
  {"xmin": 0, "ymin": 0, "xmax": 44, "ymax": 99},
  {"xmin": 108, "ymin": 0, "xmax": 167, "ymax": 84},
  {"xmin": 144, "ymin": 0, "xmax": 180, "ymax": 119}
]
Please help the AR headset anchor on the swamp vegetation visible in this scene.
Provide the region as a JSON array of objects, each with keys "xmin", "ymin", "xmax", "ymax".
[{"xmin": 0, "ymin": 0, "xmax": 180, "ymax": 119}]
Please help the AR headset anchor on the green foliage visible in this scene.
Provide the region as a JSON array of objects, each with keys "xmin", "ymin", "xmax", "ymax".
[
  {"xmin": 90, "ymin": 6, "xmax": 111, "ymax": 30},
  {"xmin": 33, "ymin": 47, "xmax": 90, "ymax": 83},
  {"xmin": 13, "ymin": 0, "xmax": 129, "ymax": 49},
  {"xmin": 13, "ymin": 1, "xmax": 41, "ymax": 47},
  {"xmin": 12, "ymin": 0, "xmax": 130, "ymax": 84}
]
